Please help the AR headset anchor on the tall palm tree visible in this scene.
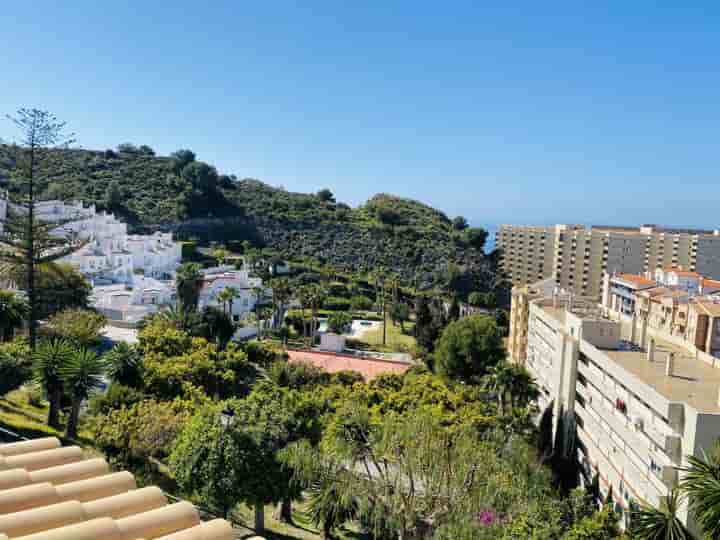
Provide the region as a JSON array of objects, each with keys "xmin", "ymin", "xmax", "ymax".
[
  {"xmin": 297, "ymin": 285, "xmax": 313, "ymax": 347},
  {"xmin": 0, "ymin": 290, "xmax": 28, "ymax": 341},
  {"xmin": 175, "ymin": 262, "xmax": 203, "ymax": 313},
  {"xmin": 308, "ymin": 284, "xmax": 327, "ymax": 345},
  {"xmin": 679, "ymin": 443, "xmax": 720, "ymax": 539},
  {"xmin": 60, "ymin": 347, "xmax": 107, "ymax": 438},
  {"xmin": 629, "ymin": 489, "xmax": 690, "ymax": 540},
  {"xmin": 216, "ymin": 287, "xmax": 239, "ymax": 316},
  {"xmin": 270, "ymin": 278, "xmax": 291, "ymax": 330},
  {"xmin": 33, "ymin": 339, "xmax": 74, "ymax": 428}
]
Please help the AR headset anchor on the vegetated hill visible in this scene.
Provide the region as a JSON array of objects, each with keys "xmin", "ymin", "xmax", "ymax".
[{"xmin": 0, "ymin": 144, "xmax": 497, "ymax": 289}]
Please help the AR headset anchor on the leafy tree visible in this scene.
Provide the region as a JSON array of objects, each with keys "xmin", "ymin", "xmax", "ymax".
[
  {"xmin": 0, "ymin": 289, "xmax": 28, "ymax": 341},
  {"xmin": 182, "ymin": 161, "xmax": 218, "ymax": 193},
  {"xmin": 562, "ymin": 505, "xmax": 621, "ymax": 540},
  {"xmin": 463, "ymin": 227, "xmax": 489, "ymax": 251},
  {"xmin": 679, "ymin": 442, "xmax": 720, "ymax": 538},
  {"xmin": 33, "ymin": 339, "xmax": 74, "ymax": 428},
  {"xmin": 60, "ymin": 347, "xmax": 107, "ymax": 438},
  {"xmin": 629, "ymin": 489, "xmax": 690, "ymax": 540},
  {"xmin": 105, "ymin": 342, "xmax": 144, "ymax": 388},
  {"xmin": 198, "ymin": 306, "xmax": 235, "ymax": 348},
  {"xmin": 175, "ymin": 262, "xmax": 203, "ymax": 313},
  {"xmin": 269, "ymin": 360, "xmax": 331, "ymax": 389},
  {"xmin": 87, "ymin": 383, "xmax": 145, "ymax": 416},
  {"xmin": 434, "ymin": 315, "xmax": 504, "ymax": 382},
  {"xmin": 327, "ymin": 311, "xmax": 352, "ymax": 334},
  {"xmin": 317, "ymin": 189, "xmax": 335, "ymax": 203},
  {"xmin": 0, "ymin": 109, "xmax": 83, "ymax": 349},
  {"xmin": 171, "ymin": 383, "xmax": 314, "ymax": 530},
  {"xmin": 92, "ymin": 398, "xmax": 195, "ymax": 464},
  {"xmin": 414, "ymin": 295, "xmax": 445, "ymax": 353},
  {"xmin": 116, "ymin": 143, "xmax": 138, "ymax": 153},
  {"xmin": 350, "ymin": 295, "xmax": 373, "ymax": 311},
  {"xmin": 43, "ymin": 308, "xmax": 106, "ymax": 346},
  {"xmin": 0, "ymin": 338, "xmax": 31, "ymax": 397},
  {"xmin": 448, "ymin": 295, "xmax": 460, "ymax": 321},
  {"xmin": 452, "ymin": 216, "xmax": 469, "ymax": 231},
  {"xmin": 137, "ymin": 144, "xmax": 155, "ymax": 156},
  {"xmin": 211, "ymin": 247, "xmax": 230, "ymax": 266},
  {"xmin": 104, "ymin": 180, "xmax": 122, "ymax": 211},
  {"xmin": 3, "ymin": 262, "xmax": 92, "ymax": 320},
  {"xmin": 389, "ymin": 302, "xmax": 410, "ymax": 332},
  {"xmin": 375, "ymin": 206, "xmax": 405, "ymax": 227},
  {"xmin": 170, "ymin": 149, "xmax": 196, "ymax": 174}
]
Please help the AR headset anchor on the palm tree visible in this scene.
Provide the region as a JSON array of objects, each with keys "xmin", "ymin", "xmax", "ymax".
[
  {"xmin": 484, "ymin": 362, "xmax": 539, "ymax": 414},
  {"xmin": 33, "ymin": 339, "xmax": 74, "ymax": 428},
  {"xmin": 297, "ymin": 285, "xmax": 313, "ymax": 347},
  {"xmin": 308, "ymin": 284, "xmax": 327, "ymax": 346},
  {"xmin": 175, "ymin": 262, "xmax": 203, "ymax": 313},
  {"xmin": 106, "ymin": 342, "xmax": 143, "ymax": 388},
  {"xmin": 679, "ymin": 443, "xmax": 720, "ymax": 538},
  {"xmin": 60, "ymin": 348, "xmax": 107, "ymax": 438},
  {"xmin": 0, "ymin": 290, "xmax": 28, "ymax": 341},
  {"xmin": 217, "ymin": 287, "xmax": 240, "ymax": 316},
  {"xmin": 629, "ymin": 490, "xmax": 690, "ymax": 540},
  {"xmin": 270, "ymin": 278, "xmax": 291, "ymax": 330}
]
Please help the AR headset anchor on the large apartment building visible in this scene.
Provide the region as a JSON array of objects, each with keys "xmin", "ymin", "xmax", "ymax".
[
  {"xmin": 511, "ymin": 279, "xmax": 720, "ymax": 534},
  {"xmin": 497, "ymin": 224, "xmax": 720, "ymax": 299}
]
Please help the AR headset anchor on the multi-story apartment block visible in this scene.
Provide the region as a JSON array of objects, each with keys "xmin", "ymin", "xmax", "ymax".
[
  {"xmin": 497, "ymin": 224, "xmax": 720, "ymax": 299},
  {"xmin": 517, "ymin": 286, "xmax": 720, "ymax": 533}
]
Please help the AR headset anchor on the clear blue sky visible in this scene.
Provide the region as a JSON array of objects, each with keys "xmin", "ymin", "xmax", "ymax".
[{"xmin": 2, "ymin": 2, "xmax": 719, "ymax": 229}]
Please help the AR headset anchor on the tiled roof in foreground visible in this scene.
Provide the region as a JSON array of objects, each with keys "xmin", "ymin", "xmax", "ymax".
[{"xmin": 0, "ymin": 437, "xmax": 233, "ymax": 539}]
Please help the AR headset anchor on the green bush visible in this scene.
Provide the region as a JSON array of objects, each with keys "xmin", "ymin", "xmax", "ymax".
[
  {"xmin": 323, "ymin": 296, "xmax": 351, "ymax": 311},
  {"xmin": 88, "ymin": 384, "xmax": 146, "ymax": 416},
  {"xmin": 350, "ymin": 295, "xmax": 374, "ymax": 311}
]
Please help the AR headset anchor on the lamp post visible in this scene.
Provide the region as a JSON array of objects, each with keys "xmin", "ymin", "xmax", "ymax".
[{"xmin": 218, "ymin": 406, "xmax": 235, "ymax": 519}]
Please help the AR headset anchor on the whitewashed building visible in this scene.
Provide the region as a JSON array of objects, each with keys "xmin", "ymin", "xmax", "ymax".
[
  {"xmin": 0, "ymin": 196, "xmax": 181, "ymax": 284},
  {"xmin": 198, "ymin": 266, "xmax": 266, "ymax": 322}
]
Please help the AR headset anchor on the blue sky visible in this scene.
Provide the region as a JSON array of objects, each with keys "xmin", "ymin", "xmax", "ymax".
[{"xmin": 2, "ymin": 2, "xmax": 719, "ymax": 229}]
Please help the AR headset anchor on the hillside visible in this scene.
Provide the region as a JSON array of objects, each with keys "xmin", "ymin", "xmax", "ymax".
[{"xmin": 0, "ymin": 145, "xmax": 496, "ymax": 289}]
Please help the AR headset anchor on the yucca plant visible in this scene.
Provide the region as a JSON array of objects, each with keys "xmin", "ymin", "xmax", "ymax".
[
  {"xmin": 679, "ymin": 444, "xmax": 720, "ymax": 539},
  {"xmin": 105, "ymin": 342, "xmax": 143, "ymax": 388},
  {"xmin": 33, "ymin": 339, "xmax": 74, "ymax": 428},
  {"xmin": 629, "ymin": 489, "xmax": 690, "ymax": 540},
  {"xmin": 60, "ymin": 348, "xmax": 107, "ymax": 438}
]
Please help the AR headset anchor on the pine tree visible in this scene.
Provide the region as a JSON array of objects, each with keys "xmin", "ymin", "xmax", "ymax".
[{"xmin": 0, "ymin": 109, "xmax": 84, "ymax": 349}]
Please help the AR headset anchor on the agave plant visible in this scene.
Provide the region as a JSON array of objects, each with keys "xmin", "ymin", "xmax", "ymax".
[{"xmin": 629, "ymin": 489, "xmax": 690, "ymax": 540}]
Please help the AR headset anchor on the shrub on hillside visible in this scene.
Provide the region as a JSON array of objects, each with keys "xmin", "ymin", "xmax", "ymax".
[{"xmin": 323, "ymin": 296, "xmax": 351, "ymax": 311}]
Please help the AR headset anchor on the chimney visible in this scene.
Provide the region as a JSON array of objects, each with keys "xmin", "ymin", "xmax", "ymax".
[
  {"xmin": 647, "ymin": 338, "xmax": 655, "ymax": 363},
  {"xmin": 665, "ymin": 352, "xmax": 675, "ymax": 377}
]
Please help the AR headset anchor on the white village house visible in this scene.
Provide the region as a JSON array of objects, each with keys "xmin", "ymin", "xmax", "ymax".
[
  {"xmin": 198, "ymin": 266, "xmax": 266, "ymax": 322},
  {"xmin": 1, "ymin": 195, "xmax": 182, "ymax": 321}
]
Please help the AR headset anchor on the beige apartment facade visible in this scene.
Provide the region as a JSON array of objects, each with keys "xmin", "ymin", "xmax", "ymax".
[
  {"xmin": 519, "ymin": 291, "xmax": 720, "ymax": 535},
  {"xmin": 497, "ymin": 224, "xmax": 720, "ymax": 299}
]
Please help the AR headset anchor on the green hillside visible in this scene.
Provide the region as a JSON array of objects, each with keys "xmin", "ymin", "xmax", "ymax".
[{"xmin": 0, "ymin": 144, "xmax": 495, "ymax": 289}]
